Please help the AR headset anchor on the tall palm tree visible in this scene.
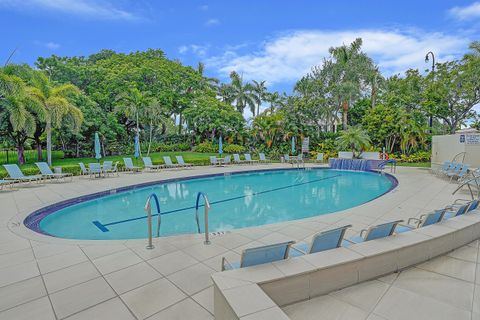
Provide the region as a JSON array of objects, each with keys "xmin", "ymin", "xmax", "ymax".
[
  {"xmin": 328, "ymin": 38, "xmax": 376, "ymax": 129},
  {"xmin": 251, "ymin": 80, "xmax": 267, "ymax": 116},
  {"xmin": 196, "ymin": 62, "xmax": 219, "ymax": 90},
  {"xmin": 0, "ymin": 70, "xmax": 47, "ymax": 164},
  {"xmin": 27, "ymin": 73, "xmax": 83, "ymax": 165},
  {"xmin": 229, "ymin": 71, "xmax": 259, "ymax": 116},
  {"xmin": 140, "ymin": 98, "xmax": 168, "ymax": 155},
  {"xmin": 115, "ymin": 87, "xmax": 150, "ymax": 134}
]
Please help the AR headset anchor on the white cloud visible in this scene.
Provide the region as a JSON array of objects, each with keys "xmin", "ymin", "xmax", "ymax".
[
  {"xmin": 206, "ymin": 29, "xmax": 469, "ymax": 85},
  {"xmin": 205, "ymin": 18, "xmax": 220, "ymax": 26},
  {"xmin": 449, "ymin": 2, "xmax": 480, "ymax": 21},
  {"xmin": 0, "ymin": 0, "xmax": 140, "ymax": 20},
  {"xmin": 178, "ymin": 44, "xmax": 209, "ymax": 57},
  {"xmin": 34, "ymin": 40, "xmax": 61, "ymax": 50}
]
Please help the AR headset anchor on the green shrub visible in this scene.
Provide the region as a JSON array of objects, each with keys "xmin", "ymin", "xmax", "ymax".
[
  {"xmin": 223, "ymin": 144, "xmax": 246, "ymax": 154},
  {"xmin": 391, "ymin": 151, "xmax": 431, "ymax": 163},
  {"xmin": 193, "ymin": 142, "xmax": 217, "ymax": 153}
]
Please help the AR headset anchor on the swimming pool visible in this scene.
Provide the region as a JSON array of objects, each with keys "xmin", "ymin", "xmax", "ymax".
[{"xmin": 25, "ymin": 168, "xmax": 396, "ymax": 240}]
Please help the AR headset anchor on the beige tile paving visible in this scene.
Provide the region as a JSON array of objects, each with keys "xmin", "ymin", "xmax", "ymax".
[{"xmin": 0, "ymin": 165, "xmax": 477, "ymax": 319}]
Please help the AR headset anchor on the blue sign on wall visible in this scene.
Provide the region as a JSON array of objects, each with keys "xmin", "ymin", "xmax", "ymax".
[{"xmin": 460, "ymin": 134, "xmax": 465, "ymax": 143}]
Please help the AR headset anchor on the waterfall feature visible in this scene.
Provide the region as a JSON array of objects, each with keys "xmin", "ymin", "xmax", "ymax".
[{"xmin": 328, "ymin": 158, "xmax": 375, "ymax": 171}]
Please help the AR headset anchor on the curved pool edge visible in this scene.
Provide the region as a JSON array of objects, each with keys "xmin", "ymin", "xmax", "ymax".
[{"xmin": 20, "ymin": 167, "xmax": 398, "ymax": 242}]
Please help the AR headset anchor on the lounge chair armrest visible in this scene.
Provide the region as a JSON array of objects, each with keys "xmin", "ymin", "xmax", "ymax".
[
  {"xmin": 343, "ymin": 238, "xmax": 356, "ymax": 244},
  {"xmin": 407, "ymin": 217, "xmax": 421, "ymax": 225},
  {"xmin": 360, "ymin": 229, "xmax": 368, "ymax": 238},
  {"xmin": 453, "ymin": 199, "xmax": 471, "ymax": 204},
  {"xmin": 221, "ymin": 257, "xmax": 233, "ymax": 271}
]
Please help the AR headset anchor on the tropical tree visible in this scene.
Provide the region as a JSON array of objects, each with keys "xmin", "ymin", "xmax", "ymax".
[
  {"xmin": 0, "ymin": 68, "xmax": 47, "ymax": 163},
  {"xmin": 115, "ymin": 87, "xmax": 151, "ymax": 134},
  {"xmin": 140, "ymin": 98, "xmax": 169, "ymax": 155},
  {"xmin": 336, "ymin": 126, "xmax": 371, "ymax": 158},
  {"xmin": 422, "ymin": 58, "xmax": 480, "ymax": 133},
  {"xmin": 328, "ymin": 38, "xmax": 377, "ymax": 129},
  {"xmin": 251, "ymin": 80, "xmax": 267, "ymax": 116},
  {"xmin": 26, "ymin": 72, "xmax": 83, "ymax": 165},
  {"xmin": 228, "ymin": 71, "xmax": 259, "ymax": 116}
]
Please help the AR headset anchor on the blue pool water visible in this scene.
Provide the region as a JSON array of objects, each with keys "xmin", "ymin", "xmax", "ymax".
[{"xmin": 34, "ymin": 169, "xmax": 394, "ymax": 240}]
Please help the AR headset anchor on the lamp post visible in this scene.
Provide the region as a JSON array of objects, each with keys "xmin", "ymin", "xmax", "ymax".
[{"xmin": 425, "ymin": 51, "xmax": 435, "ymax": 130}]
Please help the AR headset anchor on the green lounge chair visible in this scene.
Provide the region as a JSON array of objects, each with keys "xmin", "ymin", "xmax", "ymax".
[
  {"xmin": 289, "ymin": 225, "xmax": 351, "ymax": 257},
  {"xmin": 35, "ymin": 162, "xmax": 73, "ymax": 181},
  {"xmin": 222, "ymin": 241, "xmax": 295, "ymax": 271},
  {"xmin": 3, "ymin": 164, "xmax": 43, "ymax": 184}
]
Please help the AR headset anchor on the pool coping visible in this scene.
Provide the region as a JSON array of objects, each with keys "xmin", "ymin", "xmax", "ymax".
[
  {"xmin": 212, "ymin": 212, "xmax": 480, "ymax": 319},
  {"xmin": 21, "ymin": 167, "xmax": 398, "ymax": 240}
]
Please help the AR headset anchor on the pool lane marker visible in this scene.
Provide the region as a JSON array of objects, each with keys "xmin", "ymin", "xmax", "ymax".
[{"xmin": 92, "ymin": 173, "xmax": 342, "ymax": 232}]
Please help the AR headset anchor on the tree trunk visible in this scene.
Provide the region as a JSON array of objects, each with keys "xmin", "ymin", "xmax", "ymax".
[
  {"xmin": 147, "ymin": 121, "xmax": 153, "ymax": 156},
  {"xmin": 342, "ymin": 100, "xmax": 348, "ymax": 130},
  {"xmin": 46, "ymin": 120, "xmax": 52, "ymax": 166},
  {"xmin": 36, "ymin": 139, "xmax": 43, "ymax": 161},
  {"xmin": 178, "ymin": 113, "xmax": 182, "ymax": 135},
  {"xmin": 16, "ymin": 141, "xmax": 25, "ymax": 165}
]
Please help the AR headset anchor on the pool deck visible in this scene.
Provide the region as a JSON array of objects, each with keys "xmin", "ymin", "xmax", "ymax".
[{"xmin": 0, "ymin": 163, "xmax": 476, "ymax": 320}]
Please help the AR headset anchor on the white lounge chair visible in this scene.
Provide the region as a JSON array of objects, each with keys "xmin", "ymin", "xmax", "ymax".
[
  {"xmin": 35, "ymin": 162, "xmax": 72, "ymax": 181},
  {"xmin": 233, "ymin": 154, "xmax": 247, "ymax": 164},
  {"xmin": 123, "ymin": 158, "xmax": 142, "ymax": 173},
  {"xmin": 316, "ymin": 153, "xmax": 324, "ymax": 163},
  {"xmin": 244, "ymin": 153, "xmax": 258, "ymax": 164},
  {"xmin": 103, "ymin": 161, "xmax": 119, "ymax": 176},
  {"xmin": 88, "ymin": 163, "xmax": 103, "ymax": 178},
  {"xmin": 259, "ymin": 153, "xmax": 270, "ymax": 163},
  {"xmin": 163, "ymin": 156, "xmax": 182, "ymax": 168},
  {"xmin": 143, "ymin": 157, "xmax": 163, "ymax": 171},
  {"xmin": 175, "ymin": 155, "xmax": 193, "ymax": 167},
  {"xmin": 3, "ymin": 164, "xmax": 43, "ymax": 184}
]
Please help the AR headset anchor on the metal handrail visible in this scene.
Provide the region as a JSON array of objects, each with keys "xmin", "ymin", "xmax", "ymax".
[
  {"xmin": 452, "ymin": 152, "xmax": 466, "ymax": 164},
  {"xmin": 452, "ymin": 174, "xmax": 480, "ymax": 200},
  {"xmin": 195, "ymin": 192, "xmax": 211, "ymax": 245},
  {"xmin": 144, "ymin": 193, "xmax": 161, "ymax": 250}
]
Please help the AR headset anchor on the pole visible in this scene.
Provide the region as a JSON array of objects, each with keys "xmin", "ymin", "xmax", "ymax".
[{"xmin": 425, "ymin": 51, "xmax": 435, "ymax": 131}]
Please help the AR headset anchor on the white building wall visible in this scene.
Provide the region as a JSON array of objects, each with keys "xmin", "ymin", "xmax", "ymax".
[{"xmin": 432, "ymin": 134, "xmax": 480, "ymax": 169}]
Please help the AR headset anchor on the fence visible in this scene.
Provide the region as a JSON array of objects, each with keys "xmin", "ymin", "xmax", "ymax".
[{"xmin": 0, "ymin": 150, "xmax": 65, "ymax": 165}]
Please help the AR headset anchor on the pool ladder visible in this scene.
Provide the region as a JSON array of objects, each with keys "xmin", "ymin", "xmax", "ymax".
[
  {"xmin": 144, "ymin": 191, "xmax": 211, "ymax": 250},
  {"xmin": 195, "ymin": 192, "xmax": 211, "ymax": 245},
  {"xmin": 144, "ymin": 193, "xmax": 161, "ymax": 250}
]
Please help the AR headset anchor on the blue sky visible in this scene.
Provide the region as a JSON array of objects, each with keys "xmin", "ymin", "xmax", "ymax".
[{"xmin": 1, "ymin": 0, "xmax": 479, "ymax": 95}]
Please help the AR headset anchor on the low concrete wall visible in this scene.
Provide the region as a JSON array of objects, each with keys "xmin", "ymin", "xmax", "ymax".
[{"xmin": 212, "ymin": 213, "xmax": 480, "ymax": 319}]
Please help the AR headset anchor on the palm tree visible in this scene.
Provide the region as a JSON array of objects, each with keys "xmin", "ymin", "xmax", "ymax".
[
  {"xmin": 0, "ymin": 70, "xmax": 47, "ymax": 164},
  {"xmin": 328, "ymin": 38, "xmax": 376, "ymax": 129},
  {"xmin": 140, "ymin": 98, "xmax": 168, "ymax": 155},
  {"xmin": 251, "ymin": 80, "xmax": 267, "ymax": 116},
  {"xmin": 196, "ymin": 62, "xmax": 219, "ymax": 90},
  {"xmin": 265, "ymin": 92, "xmax": 285, "ymax": 114},
  {"xmin": 336, "ymin": 126, "xmax": 371, "ymax": 158},
  {"xmin": 115, "ymin": 87, "xmax": 150, "ymax": 134},
  {"xmin": 27, "ymin": 73, "xmax": 83, "ymax": 165},
  {"xmin": 229, "ymin": 71, "xmax": 259, "ymax": 116}
]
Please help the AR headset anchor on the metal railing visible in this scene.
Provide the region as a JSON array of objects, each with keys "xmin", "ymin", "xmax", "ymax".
[
  {"xmin": 145, "ymin": 193, "xmax": 161, "ymax": 250},
  {"xmin": 195, "ymin": 192, "xmax": 211, "ymax": 245},
  {"xmin": 452, "ymin": 174, "xmax": 480, "ymax": 200}
]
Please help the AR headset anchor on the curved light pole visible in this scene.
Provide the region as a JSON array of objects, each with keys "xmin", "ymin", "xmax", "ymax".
[{"xmin": 425, "ymin": 51, "xmax": 435, "ymax": 130}]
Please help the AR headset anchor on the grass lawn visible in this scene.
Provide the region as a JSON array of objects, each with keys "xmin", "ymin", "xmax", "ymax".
[{"xmin": 396, "ymin": 162, "xmax": 431, "ymax": 168}]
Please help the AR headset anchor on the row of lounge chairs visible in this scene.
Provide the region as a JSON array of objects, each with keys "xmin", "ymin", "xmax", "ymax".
[
  {"xmin": 1, "ymin": 163, "xmax": 73, "ymax": 188},
  {"xmin": 210, "ymin": 153, "xmax": 270, "ymax": 166},
  {"xmin": 434, "ymin": 161, "xmax": 471, "ymax": 181},
  {"xmin": 221, "ymin": 198, "xmax": 479, "ymax": 270}
]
